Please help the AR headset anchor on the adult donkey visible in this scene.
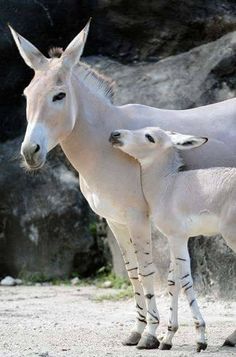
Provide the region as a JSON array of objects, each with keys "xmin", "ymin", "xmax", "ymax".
[{"xmin": 10, "ymin": 21, "xmax": 236, "ymax": 350}]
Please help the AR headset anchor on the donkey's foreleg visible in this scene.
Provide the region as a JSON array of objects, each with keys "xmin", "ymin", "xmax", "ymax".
[
  {"xmin": 169, "ymin": 237, "xmax": 207, "ymax": 352},
  {"xmin": 127, "ymin": 215, "xmax": 160, "ymax": 350},
  {"xmin": 159, "ymin": 256, "xmax": 181, "ymax": 350},
  {"xmin": 107, "ymin": 220, "xmax": 147, "ymax": 346}
]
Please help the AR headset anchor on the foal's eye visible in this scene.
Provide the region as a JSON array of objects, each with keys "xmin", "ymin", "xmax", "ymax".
[
  {"xmin": 145, "ymin": 134, "xmax": 155, "ymax": 143},
  {"xmin": 52, "ymin": 92, "xmax": 66, "ymax": 102}
]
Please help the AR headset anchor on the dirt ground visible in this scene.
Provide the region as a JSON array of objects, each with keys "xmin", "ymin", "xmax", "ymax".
[{"xmin": 0, "ymin": 285, "xmax": 235, "ymax": 357}]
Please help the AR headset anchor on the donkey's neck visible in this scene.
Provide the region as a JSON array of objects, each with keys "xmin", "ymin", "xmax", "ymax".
[
  {"xmin": 60, "ymin": 73, "xmax": 122, "ymax": 177},
  {"xmin": 140, "ymin": 149, "xmax": 183, "ymax": 210}
]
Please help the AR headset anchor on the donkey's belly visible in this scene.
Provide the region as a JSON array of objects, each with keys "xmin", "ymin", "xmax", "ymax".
[{"xmin": 79, "ymin": 176, "xmax": 126, "ymax": 223}]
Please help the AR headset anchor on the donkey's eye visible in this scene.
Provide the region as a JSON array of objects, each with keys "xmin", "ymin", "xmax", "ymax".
[
  {"xmin": 145, "ymin": 134, "xmax": 155, "ymax": 143},
  {"xmin": 52, "ymin": 92, "xmax": 66, "ymax": 102}
]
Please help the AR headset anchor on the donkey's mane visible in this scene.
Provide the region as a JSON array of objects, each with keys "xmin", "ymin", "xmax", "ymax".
[
  {"xmin": 48, "ymin": 46, "xmax": 115, "ymax": 102},
  {"xmin": 76, "ymin": 61, "xmax": 115, "ymax": 103},
  {"xmin": 48, "ymin": 47, "xmax": 63, "ymax": 58}
]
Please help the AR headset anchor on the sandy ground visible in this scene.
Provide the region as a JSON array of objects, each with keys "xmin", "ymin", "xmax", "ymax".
[{"xmin": 0, "ymin": 285, "xmax": 235, "ymax": 357}]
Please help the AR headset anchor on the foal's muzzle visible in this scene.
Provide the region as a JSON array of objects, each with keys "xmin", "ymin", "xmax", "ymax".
[
  {"xmin": 109, "ymin": 131, "xmax": 123, "ymax": 146},
  {"xmin": 21, "ymin": 142, "xmax": 45, "ymax": 169}
]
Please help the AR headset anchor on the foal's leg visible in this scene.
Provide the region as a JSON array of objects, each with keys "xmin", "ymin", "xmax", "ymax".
[
  {"xmin": 127, "ymin": 214, "xmax": 160, "ymax": 349},
  {"xmin": 159, "ymin": 253, "xmax": 181, "ymax": 350},
  {"xmin": 165, "ymin": 237, "xmax": 207, "ymax": 352},
  {"xmin": 108, "ymin": 220, "xmax": 147, "ymax": 346}
]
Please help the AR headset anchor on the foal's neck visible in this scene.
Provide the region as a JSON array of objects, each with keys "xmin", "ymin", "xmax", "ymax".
[{"xmin": 140, "ymin": 149, "xmax": 183, "ymax": 205}]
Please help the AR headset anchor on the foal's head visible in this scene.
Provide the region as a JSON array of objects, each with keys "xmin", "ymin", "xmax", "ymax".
[
  {"xmin": 9, "ymin": 20, "xmax": 90, "ymax": 169},
  {"xmin": 109, "ymin": 127, "xmax": 208, "ymax": 164}
]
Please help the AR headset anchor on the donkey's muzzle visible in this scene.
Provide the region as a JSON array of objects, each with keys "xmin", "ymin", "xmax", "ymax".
[
  {"xmin": 21, "ymin": 142, "xmax": 45, "ymax": 169},
  {"xmin": 109, "ymin": 131, "xmax": 123, "ymax": 146}
]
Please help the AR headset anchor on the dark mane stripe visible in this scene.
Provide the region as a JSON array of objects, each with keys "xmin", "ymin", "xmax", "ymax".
[{"xmin": 48, "ymin": 47, "xmax": 63, "ymax": 58}]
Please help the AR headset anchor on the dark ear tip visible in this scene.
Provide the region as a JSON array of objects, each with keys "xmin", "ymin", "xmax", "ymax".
[{"xmin": 203, "ymin": 137, "xmax": 208, "ymax": 143}]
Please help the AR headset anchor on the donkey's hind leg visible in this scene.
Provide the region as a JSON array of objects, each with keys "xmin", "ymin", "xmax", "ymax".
[{"xmin": 108, "ymin": 220, "xmax": 147, "ymax": 346}]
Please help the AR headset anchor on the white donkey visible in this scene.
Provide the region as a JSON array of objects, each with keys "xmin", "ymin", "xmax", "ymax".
[
  {"xmin": 9, "ymin": 20, "xmax": 236, "ymax": 350},
  {"xmin": 110, "ymin": 126, "xmax": 236, "ymax": 351}
]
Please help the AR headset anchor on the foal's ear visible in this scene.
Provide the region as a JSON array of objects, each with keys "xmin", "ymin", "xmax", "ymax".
[
  {"xmin": 62, "ymin": 19, "xmax": 91, "ymax": 68},
  {"xmin": 8, "ymin": 25, "xmax": 48, "ymax": 71},
  {"xmin": 168, "ymin": 132, "xmax": 208, "ymax": 150}
]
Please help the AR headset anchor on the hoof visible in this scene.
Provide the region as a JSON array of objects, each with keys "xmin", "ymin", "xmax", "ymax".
[
  {"xmin": 223, "ymin": 339, "xmax": 235, "ymax": 347},
  {"xmin": 122, "ymin": 331, "xmax": 141, "ymax": 346},
  {"xmin": 196, "ymin": 342, "xmax": 207, "ymax": 352},
  {"xmin": 136, "ymin": 333, "xmax": 160, "ymax": 349},
  {"xmin": 159, "ymin": 342, "xmax": 172, "ymax": 350}
]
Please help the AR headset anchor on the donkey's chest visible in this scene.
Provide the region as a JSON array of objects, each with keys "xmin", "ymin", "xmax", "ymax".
[{"xmin": 79, "ymin": 176, "xmax": 125, "ymax": 223}]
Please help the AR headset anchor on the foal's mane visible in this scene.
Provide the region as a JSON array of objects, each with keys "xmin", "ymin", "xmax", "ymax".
[{"xmin": 49, "ymin": 47, "xmax": 115, "ymax": 103}]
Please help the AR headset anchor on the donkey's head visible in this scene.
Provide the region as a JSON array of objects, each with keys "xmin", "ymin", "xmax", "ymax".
[
  {"xmin": 109, "ymin": 127, "xmax": 208, "ymax": 164},
  {"xmin": 9, "ymin": 20, "xmax": 90, "ymax": 169}
]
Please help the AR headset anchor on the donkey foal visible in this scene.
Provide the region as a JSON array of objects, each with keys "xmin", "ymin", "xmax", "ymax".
[{"xmin": 110, "ymin": 127, "xmax": 236, "ymax": 352}]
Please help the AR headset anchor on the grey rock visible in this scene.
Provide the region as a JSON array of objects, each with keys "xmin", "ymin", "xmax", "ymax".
[
  {"xmin": 0, "ymin": 141, "xmax": 109, "ymax": 280},
  {"xmin": 0, "ymin": 276, "xmax": 16, "ymax": 286},
  {"xmin": 70, "ymin": 277, "xmax": 80, "ymax": 286}
]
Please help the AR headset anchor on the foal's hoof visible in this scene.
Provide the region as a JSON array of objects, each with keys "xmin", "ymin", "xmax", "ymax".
[
  {"xmin": 196, "ymin": 342, "xmax": 207, "ymax": 352},
  {"xmin": 223, "ymin": 339, "xmax": 235, "ymax": 347},
  {"xmin": 159, "ymin": 342, "xmax": 172, "ymax": 350},
  {"xmin": 122, "ymin": 332, "xmax": 141, "ymax": 346},
  {"xmin": 136, "ymin": 333, "xmax": 160, "ymax": 349}
]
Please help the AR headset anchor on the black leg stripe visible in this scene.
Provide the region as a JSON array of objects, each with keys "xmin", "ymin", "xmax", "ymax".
[
  {"xmin": 169, "ymin": 292, "xmax": 173, "ymax": 296},
  {"xmin": 135, "ymin": 292, "xmax": 141, "ymax": 296},
  {"xmin": 145, "ymin": 294, "xmax": 154, "ymax": 299},
  {"xmin": 181, "ymin": 273, "xmax": 190, "ymax": 279},
  {"xmin": 127, "ymin": 267, "xmax": 138, "ymax": 272},
  {"xmin": 147, "ymin": 310, "xmax": 159, "ymax": 321},
  {"xmin": 139, "ymin": 271, "xmax": 155, "ymax": 277},
  {"xmin": 138, "ymin": 318, "xmax": 147, "ymax": 324},
  {"xmin": 125, "ymin": 261, "xmax": 130, "ymax": 265},
  {"xmin": 130, "ymin": 277, "xmax": 139, "ymax": 280},
  {"xmin": 185, "ymin": 285, "xmax": 193, "ymax": 292},
  {"xmin": 190, "ymin": 299, "xmax": 195, "ymax": 307},
  {"xmin": 136, "ymin": 303, "xmax": 143, "ymax": 310},
  {"xmin": 138, "ymin": 311, "xmax": 146, "ymax": 319},
  {"xmin": 182, "ymin": 281, "xmax": 190, "ymax": 288},
  {"xmin": 176, "ymin": 257, "xmax": 187, "ymax": 261}
]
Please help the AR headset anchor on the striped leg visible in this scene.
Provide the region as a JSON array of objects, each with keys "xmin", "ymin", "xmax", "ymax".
[
  {"xmin": 127, "ymin": 216, "xmax": 160, "ymax": 349},
  {"xmin": 108, "ymin": 221, "xmax": 147, "ymax": 346},
  {"xmin": 167, "ymin": 237, "xmax": 207, "ymax": 352},
  {"xmin": 160, "ymin": 255, "xmax": 181, "ymax": 350}
]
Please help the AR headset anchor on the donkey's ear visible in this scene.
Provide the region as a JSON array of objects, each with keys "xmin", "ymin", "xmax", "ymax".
[
  {"xmin": 169, "ymin": 132, "xmax": 208, "ymax": 150},
  {"xmin": 9, "ymin": 25, "xmax": 48, "ymax": 71},
  {"xmin": 62, "ymin": 19, "xmax": 91, "ymax": 68}
]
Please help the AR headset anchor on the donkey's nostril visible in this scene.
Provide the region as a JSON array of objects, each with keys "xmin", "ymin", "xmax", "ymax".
[
  {"xmin": 34, "ymin": 144, "xmax": 40, "ymax": 153},
  {"xmin": 112, "ymin": 132, "xmax": 121, "ymax": 138}
]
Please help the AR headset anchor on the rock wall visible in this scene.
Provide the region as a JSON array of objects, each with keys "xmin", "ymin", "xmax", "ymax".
[{"xmin": 0, "ymin": 139, "xmax": 108, "ymax": 280}]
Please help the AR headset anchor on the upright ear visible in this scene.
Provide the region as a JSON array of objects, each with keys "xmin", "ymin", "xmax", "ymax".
[
  {"xmin": 62, "ymin": 19, "xmax": 91, "ymax": 68},
  {"xmin": 8, "ymin": 25, "xmax": 48, "ymax": 71},
  {"xmin": 168, "ymin": 132, "xmax": 208, "ymax": 150}
]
